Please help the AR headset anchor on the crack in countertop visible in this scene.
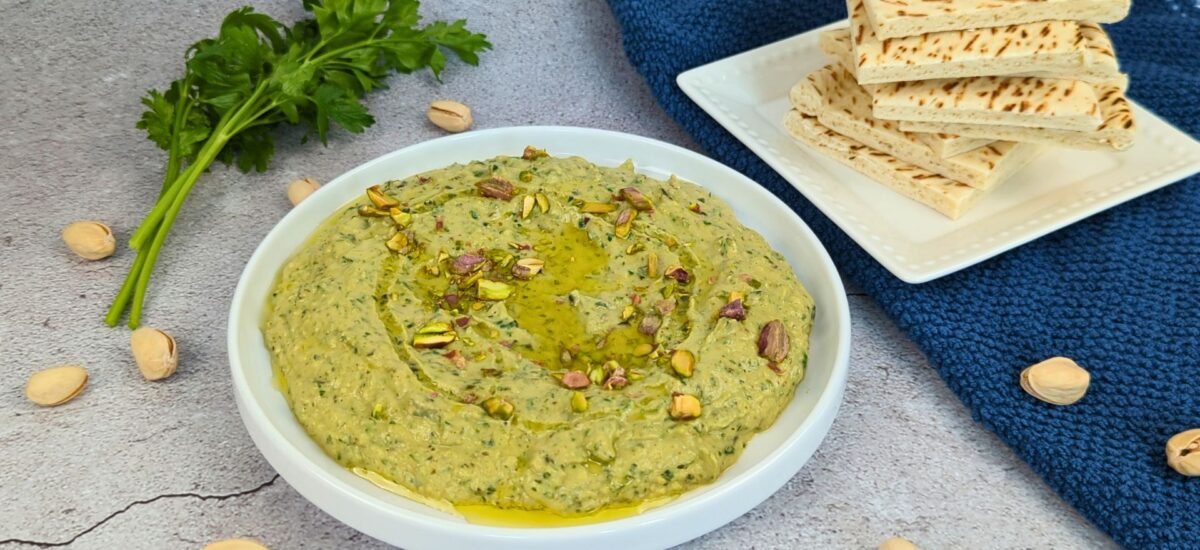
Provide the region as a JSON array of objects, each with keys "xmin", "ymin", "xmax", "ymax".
[{"xmin": 0, "ymin": 475, "xmax": 281, "ymax": 548}]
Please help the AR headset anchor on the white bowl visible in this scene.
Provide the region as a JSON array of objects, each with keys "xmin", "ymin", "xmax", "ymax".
[{"xmin": 228, "ymin": 126, "xmax": 851, "ymax": 550}]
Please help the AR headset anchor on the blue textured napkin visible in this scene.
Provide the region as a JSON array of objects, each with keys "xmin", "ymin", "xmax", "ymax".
[{"xmin": 606, "ymin": 1, "xmax": 1200, "ymax": 547}]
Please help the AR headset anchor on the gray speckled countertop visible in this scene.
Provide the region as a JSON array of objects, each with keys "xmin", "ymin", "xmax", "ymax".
[{"xmin": 0, "ymin": 1, "xmax": 1117, "ymax": 549}]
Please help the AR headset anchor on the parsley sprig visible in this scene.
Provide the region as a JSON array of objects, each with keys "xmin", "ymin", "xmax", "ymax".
[{"xmin": 106, "ymin": 0, "xmax": 490, "ymax": 327}]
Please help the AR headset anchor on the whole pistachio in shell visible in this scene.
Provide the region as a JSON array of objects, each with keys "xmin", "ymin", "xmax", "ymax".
[
  {"xmin": 25, "ymin": 365, "xmax": 88, "ymax": 406},
  {"xmin": 427, "ymin": 100, "xmax": 472, "ymax": 133},
  {"xmin": 131, "ymin": 327, "xmax": 179, "ymax": 381},
  {"xmin": 203, "ymin": 538, "xmax": 269, "ymax": 550},
  {"xmin": 878, "ymin": 537, "xmax": 918, "ymax": 550},
  {"xmin": 62, "ymin": 221, "xmax": 116, "ymax": 260},
  {"xmin": 286, "ymin": 177, "xmax": 321, "ymax": 206},
  {"xmin": 1019, "ymin": 357, "xmax": 1090, "ymax": 406},
  {"xmin": 1166, "ymin": 428, "xmax": 1200, "ymax": 476}
]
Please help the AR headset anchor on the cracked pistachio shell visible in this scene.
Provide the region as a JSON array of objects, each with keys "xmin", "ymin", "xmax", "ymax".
[
  {"xmin": 1020, "ymin": 357, "xmax": 1089, "ymax": 405},
  {"xmin": 62, "ymin": 221, "xmax": 116, "ymax": 260},
  {"xmin": 1166, "ymin": 428, "xmax": 1200, "ymax": 477},
  {"xmin": 878, "ymin": 537, "xmax": 918, "ymax": 550},
  {"xmin": 286, "ymin": 177, "xmax": 320, "ymax": 206},
  {"xmin": 25, "ymin": 365, "xmax": 88, "ymax": 406},
  {"xmin": 131, "ymin": 327, "xmax": 178, "ymax": 381},
  {"xmin": 203, "ymin": 539, "xmax": 269, "ymax": 550}
]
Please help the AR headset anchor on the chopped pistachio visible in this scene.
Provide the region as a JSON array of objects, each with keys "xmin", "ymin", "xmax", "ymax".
[
  {"xmin": 579, "ymin": 202, "xmax": 617, "ymax": 214},
  {"xmin": 461, "ymin": 271, "xmax": 484, "ymax": 288},
  {"xmin": 625, "ymin": 242, "xmax": 644, "ymax": 255},
  {"xmin": 521, "ymin": 195, "xmax": 535, "ymax": 219},
  {"xmin": 476, "ymin": 176, "xmax": 516, "ymax": 200},
  {"xmin": 639, "ymin": 314, "xmax": 662, "ymax": 335},
  {"xmin": 587, "ymin": 365, "xmax": 606, "ymax": 386},
  {"xmin": 417, "ymin": 321, "xmax": 454, "ymax": 334},
  {"xmin": 661, "ymin": 283, "xmax": 676, "ymax": 299},
  {"xmin": 388, "ymin": 208, "xmax": 413, "ymax": 228},
  {"xmin": 522, "ymin": 145, "xmax": 549, "ymax": 160},
  {"xmin": 633, "ymin": 343, "xmax": 654, "ymax": 356},
  {"xmin": 481, "ymin": 397, "xmax": 515, "ymax": 420},
  {"xmin": 664, "ymin": 265, "xmax": 690, "ymax": 284},
  {"xmin": 570, "ymin": 391, "xmax": 589, "ymax": 413},
  {"xmin": 728, "ymin": 290, "xmax": 746, "ymax": 303},
  {"xmin": 450, "ymin": 253, "xmax": 486, "ymax": 275},
  {"xmin": 626, "ymin": 369, "xmax": 645, "ymax": 381},
  {"xmin": 647, "ymin": 252, "xmax": 659, "ymax": 278},
  {"xmin": 477, "ymin": 279, "xmax": 514, "ymax": 300},
  {"xmin": 602, "ymin": 361, "xmax": 628, "ymax": 390},
  {"xmin": 535, "ymin": 192, "xmax": 550, "ymax": 213},
  {"xmin": 519, "ymin": 170, "xmax": 534, "ymax": 183},
  {"xmin": 512, "ymin": 258, "xmax": 545, "ymax": 279},
  {"xmin": 357, "ymin": 205, "xmax": 388, "ymax": 217},
  {"xmin": 413, "ymin": 332, "xmax": 456, "ymax": 349},
  {"xmin": 718, "ymin": 299, "xmax": 746, "ymax": 321},
  {"xmin": 614, "ymin": 208, "xmax": 636, "ymax": 238},
  {"xmin": 385, "ymin": 231, "xmax": 410, "ymax": 254},
  {"xmin": 561, "ymin": 370, "xmax": 590, "ymax": 389},
  {"xmin": 621, "ymin": 304, "xmax": 637, "ymax": 321},
  {"xmin": 669, "ymin": 393, "xmax": 701, "ymax": 420},
  {"xmin": 366, "ymin": 185, "xmax": 400, "ymax": 209},
  {"xmin": 423, "ymin": 262, "xmax": 440, "ymax": 276},
  {"xmin": 670, "ymin": 349, "xmax": 696, "ymax": 377},
  {"xmin": 371, "ymin": 403, "xmax": 386, "ymax": 420},
  {"xmin": 688, "ymin": 203, "xmax": 703, "ymax": 214},
  {"xmin": 619, "ymin": 187, "xmax": 655, "ymax": 211},
  {"xmin": 757, "ymin": 320, "xmax": 790, "ymax": 363}
]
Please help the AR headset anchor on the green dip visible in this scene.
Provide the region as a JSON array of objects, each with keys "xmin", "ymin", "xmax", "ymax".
[{"xmin": 262, "ymin": 148, "xmax": 815, "ymax": 516}]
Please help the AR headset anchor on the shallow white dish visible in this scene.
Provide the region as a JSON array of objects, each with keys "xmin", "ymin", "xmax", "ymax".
[
  {"xmin": 678, "ymin": 21, "xmax": 1200, "ymax": 283},
  {"xmin": 228, "ymin": 126, "xmax": 851, "ymax": 550}
]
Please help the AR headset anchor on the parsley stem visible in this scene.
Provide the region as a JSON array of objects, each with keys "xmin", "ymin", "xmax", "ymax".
[
  {"xmin": 104, "ymin": 246, "xmax": 149, "ymax": 327},
  {"xmin": 126, "ymin": 133, "xmax": 229, "ymax": 328}
]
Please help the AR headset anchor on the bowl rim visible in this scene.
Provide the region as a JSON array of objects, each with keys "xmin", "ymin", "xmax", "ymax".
[{"xmin": 227, "ymin": 125, "xmax": 851, "ymax": 547}]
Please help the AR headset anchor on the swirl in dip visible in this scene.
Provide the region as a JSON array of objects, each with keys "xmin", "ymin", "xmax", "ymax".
[{"xmin": 262, "ymin": 147, "xmax": 815, "ymax": 517}]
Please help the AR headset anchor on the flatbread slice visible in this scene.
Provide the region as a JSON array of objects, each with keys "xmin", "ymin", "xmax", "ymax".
[
  {"xmin": 848, "ymin": 0, "xmax": 1122, "ymax": 85},
  {"xmin": 791, "ymin": 65, "xmax": 1038, "ymax": 190},
  {"xmin": 862, "ymin": 0, "xmax": 1132, "ymax": 39},
  {"xmin": 897, "ymin": 82, "xmax": 1136, "ymax": 149},
  {"xmin": 783, "ymin": 110, "xmax": 982, "ymax": 219},
  {"xmin": 870, "ymin": 75, "xmax": 1104, "ymax": 131},
  {"xmin": 822, "ymin": 27, "xmax": 1127, "ymax": 88}
]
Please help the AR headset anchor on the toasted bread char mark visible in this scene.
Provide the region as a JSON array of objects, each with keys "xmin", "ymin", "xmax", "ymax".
[
  {"xmin": 895, "ymin": 81, "xmax": 1134, "ymax": 151},
  {"xmin": 862, "ymin": 0, "xmax": 1131, "ymax": 40}
]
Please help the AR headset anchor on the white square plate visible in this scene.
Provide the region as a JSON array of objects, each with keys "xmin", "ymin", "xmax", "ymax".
[{"xmin": 678, "ymin": 21, "xmax": 1200, "ymax": 283}]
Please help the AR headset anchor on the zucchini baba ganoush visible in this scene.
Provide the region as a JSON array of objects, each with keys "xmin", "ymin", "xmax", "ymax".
[{"xmin": 262, "ymin": 146, "xmax": 816, "ymax": 518}]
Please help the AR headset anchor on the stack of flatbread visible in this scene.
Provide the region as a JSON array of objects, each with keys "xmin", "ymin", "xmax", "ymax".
[{"xmin": 784, "ymin": 0, "xmax": 1135, "ymax": 219}]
